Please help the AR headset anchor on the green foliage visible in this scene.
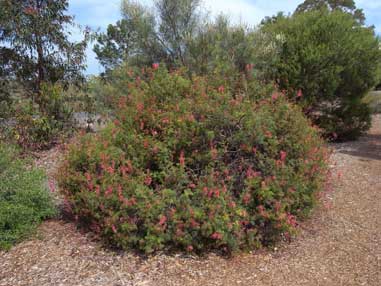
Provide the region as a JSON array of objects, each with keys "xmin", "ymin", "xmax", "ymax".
[
  {"xmin": 12, "ymin": 83, "xmax": 74, "ymax": 150},
  {"xmin": 94, "ymin": 0, "xmax": 278, "ymax": 80},
  {"xmin": 94, "ymin": 0, "xmax": 201, "ymax": 73},
  {"xmin": 0, "ymin": 80, "xmax": 12, "ymax": 119},
  {"xmin": 261, "ymin": 9, "xmax": 381, "ymax": 140},
  {"xmin": 0, "ymin": 0, "xmax": 88, "ymax": 91},
  {"xmin": 295, "ymin": 0, "xmax": 365, "ymax": 23},
  {"xmin": 0, "ymin": 143, "xmax": 56, "ymax": 250},
  {"xmin": 363, "ymin": 91, "xmax": 381, "ymax": 114},
  {"xmin": 58, "ymin": 67, "xmax": 328, "ymax": 254}
]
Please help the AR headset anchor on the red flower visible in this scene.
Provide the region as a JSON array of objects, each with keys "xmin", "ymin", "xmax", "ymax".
[
  {"xmin": 179, "ymin": 150, "xmax": 185, "ymax": 167},
  {"xmin": 152, "ymin": 63, "xmax": 159, "ymax": 70},
  {"xmin": 211, "ymin": 232, "xmax": 223, "ymax": 240},
  {"xmin": 218, "ymin": 85, "xmax": 225, "ymax": 93},
  {"xmin": 297, "ymin": 89, "xmax": 303, "ymax": 98},
  {"xmin": 112, "ymin": 225, "xmax": 117, "ymax": 233},
  {"xmin": 159, "ymin": 215, "xmax": 167, "ymax": 225},
  {"xmin": 187, "ymin": 245, "xmax": 194, "ymax": 252},
  {"xmin": 286, "ymin": 213, "xmax": 297, "ymax": 227},
  {"xmin": 271, "ymin": 92, "xmax": 279, "ymax": 101},
  {"xmin": 211, "ymin": 147, "xmax": 218, "ymax": 160},
  {"xmin": 48, "ymin": 180, "xmax": 55, "ymax": 193},
  {"xmin": 161, "ymin": 117, "xmax": 170, "ymax": 124},
  {"xmin": 243, "ymin": 193, "xmax": 251, "ymax": 205},
  {"xmin": 280, "ymin": 151, "xmax": 287, "ymax": 162},
  {"xmin": 144, "ymin": 175, "xmax": 152, "ymax": 186},
  {"xmin": 246, "ymin": 63, "xmax": 254, "ymax": 71},
  {"xmin": 105, "ymin": 186, "xmax": 113, "ymax": 196},
  {"xmin": 24, "ymin": 7, "xmax": 37, "ymax": 15}
]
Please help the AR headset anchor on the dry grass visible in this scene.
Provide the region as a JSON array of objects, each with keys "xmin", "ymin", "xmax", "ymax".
[{"xmin": 1, "ymin": 116, "xmax": 380, "ymax": 286}]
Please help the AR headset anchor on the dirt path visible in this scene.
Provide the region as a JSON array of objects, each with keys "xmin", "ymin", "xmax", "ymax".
[{"xmin": 1, "ymin": 117, "xmax": 380, "ymax": 286}]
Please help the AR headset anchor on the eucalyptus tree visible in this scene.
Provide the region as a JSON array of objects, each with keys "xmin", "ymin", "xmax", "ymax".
[
  {"xmin": 295, "ymin": 0, "xmax": 365, "ymax": 23},
  {"xmin": 0, "ymin": 0, "xmax": 88, "ymax": 92}
]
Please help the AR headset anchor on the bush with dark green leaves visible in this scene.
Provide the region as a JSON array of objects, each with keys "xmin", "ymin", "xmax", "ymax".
[
  {"xmin": 261, "ymin": 9, "xmax": 381, "ymax": 141},
  {"xmin": 12, "ymin": 83, "xmax": 74, "ymax": 150},
  {"xmin": 0, "ymin": 143, "xmax": 56, "ymax": 250},
  {"xmin": 58, "ymin": 67, "xmax": 328, "ymax": 254}
]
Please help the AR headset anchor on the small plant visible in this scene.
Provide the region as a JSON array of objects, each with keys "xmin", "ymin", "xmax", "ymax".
[
  {"xmin": 58, "ymin": 67, "xmax": 329, "ymax": 254},
  {"xmin": 0, "ymin": 143, "xmax": 56, "ymax": 250}
]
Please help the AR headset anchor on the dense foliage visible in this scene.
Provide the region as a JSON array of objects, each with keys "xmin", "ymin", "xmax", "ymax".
[
  {"xmin": 94, "ymin": 0, "xmax": 278, "ymax": 79},
  {"xmin": 295, "ymin": 0, "xmax": 365, "ymax": 23},
  {"xmin": 0, "ymin": 143, "xmax": 56, "ymax": 250},
  {"xmin": 0, "ymin": 0, "xmax": 88, "ymax": 91},
  {"xmin": 261, "ymin": 9, "xmax": 381, "ymax": 140},
  {"xmin": 58, "ymin": 67, "xmax": 328, "ymax": 254}
]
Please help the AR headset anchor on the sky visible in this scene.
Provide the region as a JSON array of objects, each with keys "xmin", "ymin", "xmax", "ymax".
[{"xmin": 68, "ymin": 0, "xmax": 381, "ymax": 75}]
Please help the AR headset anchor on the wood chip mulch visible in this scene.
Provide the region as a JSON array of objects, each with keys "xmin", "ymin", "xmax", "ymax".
[{"xmin": 1, "ymin": 116, "xmax": 380, "ymax": 286}]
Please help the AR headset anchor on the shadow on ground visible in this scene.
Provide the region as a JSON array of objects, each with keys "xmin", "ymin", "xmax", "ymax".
[{"xmin": 333, "ymin": 133, "xmax": 381, "ymax": 161}]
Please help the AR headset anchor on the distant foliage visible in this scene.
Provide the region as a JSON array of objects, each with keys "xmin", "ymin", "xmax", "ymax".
[
  {"xmin": 58, "ymin": 67, "xmax": 328, "ymax": 254},
  {"xmin": 295, "ymin": 0, "xmax": 365, "ymax": 23},
  {"xmin": 261, "ymin": 9, "xmax": 381, "ymax": 140},
  {"xmin": 12, "ymin": 83, "xmax": 74, "ymax": 150},
  {"xmin": 94, "ymin": 0, "xmax": 279, "ymax": 80},
  {"xmin": 0, "ymin": 0, "xmax": 88, "ymax": 92},
  {"xmin": 363, "ymin": 91, "xmax": 381, "ymax": 114},
  {"xmin": 0, "ymin": 143, "xmax": 56, "ymax": 250}
]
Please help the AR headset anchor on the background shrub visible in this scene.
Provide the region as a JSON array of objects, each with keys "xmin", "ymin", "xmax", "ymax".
[
  {"xmin": 58, "ymin": 67, "xmax": 328, "ymax": 254},
  {"xmin": 12, "ymin": 83, "xmax": 74, "ymax": 150},
  {"xmin": 363, "ymin": 91, "xmax": 381, "ymax": 114},
  {"xmin": 261, "ymin": 9, "xmax": 381, "ymax": 141},
  {"xmin": 0, "ymin": 143, "xmax": 56, "ymax": 250}
]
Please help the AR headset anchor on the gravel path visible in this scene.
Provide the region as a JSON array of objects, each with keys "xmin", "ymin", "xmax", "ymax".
[{"xmin": 1, "ymin": 116, "xmax": 380, "ymax": 286}]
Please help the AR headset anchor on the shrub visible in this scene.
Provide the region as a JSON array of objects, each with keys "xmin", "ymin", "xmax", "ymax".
[
  {"xmin": 0, "ymin": 143, "xmax": 56, "ymax": 250},
  {"xmin": 363, "ymin": 91, "xmax": 381, "ymax": 114},
  {"xmin": 12, "ymin": 83, "xmax": 74, "ymax": 150},
  {"xmin": 261, "ymin": 9, "xmax": 381, "ymax": 141},
  {"xmin": 58, "ymin": 67, "xmax": 328, "ymax": 254}
]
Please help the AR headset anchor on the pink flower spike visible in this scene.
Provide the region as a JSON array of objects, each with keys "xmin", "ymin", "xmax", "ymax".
[
  {"xmin": 152, "ymin": 63, "xmax": 159, "ymax": 70},
  {"xmin": 112, "ymin": 225, "xmax": 117, "ymax": 233},
  {"xmin": 211, "ymin": 232, "xmax": 223, "ymax": 240},
  {"xmin": 297, "ymin": 89, "xmax": 303, "ymax": 98},
  {"xmin": 48, "ymin": 180, "xmax": 55, "ymax": 193},
  {"xmin": 271, "ymin": 92, "xmax": 279, "ymax": 101},
  {"xmin": 280, "ymin": 151, "xmax": 287, "ymax": 162},
  {"xmin": 179, "ymin": 150, "xmax": 185, "ymax": 167}
]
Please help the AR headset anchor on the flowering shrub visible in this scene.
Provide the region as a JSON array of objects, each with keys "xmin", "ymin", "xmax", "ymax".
[{"xmin": 58, "ymin": 67, "xmax": 328, "ymax": 254}]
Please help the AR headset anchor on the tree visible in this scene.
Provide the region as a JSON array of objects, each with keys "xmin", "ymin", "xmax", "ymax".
[
  {"xmin": 295, "ymin": 0, "xmax": 365, "ymax": 23},
  {"xmin": 0, "ymin": 0, "xmax": 88, "ymax": 92},
  {"xmin": 94, "ymin": 0, "xmax": 202, "ymax": 72},
  {"xmin": 261, "ymin": 9, "xmax": 381, "ymax": 140}
]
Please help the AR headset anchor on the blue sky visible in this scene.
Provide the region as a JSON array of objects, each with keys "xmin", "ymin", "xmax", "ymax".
[{"xmin": 68, "ymin": 0, "xmax": 381, "ymax": 75}]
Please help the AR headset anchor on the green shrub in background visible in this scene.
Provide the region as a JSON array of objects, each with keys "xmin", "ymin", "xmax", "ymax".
[
  {"xmin": 12, "ymin": 83, "xmax": 74, "ymax": 150},
  {"xmin": 0, "ymin": 143, "xmax": 56, "ymax": 250},
  {"xmin": 363, "ymin": 91, "xmax": 381, "ymax": 114},
  {"xmin": 58, "ymin": 67, "xmax": 328, "ymax": 254},
  {"xmin": 261, "ymin": 8, "xmax": 381, "ymax": 141}
]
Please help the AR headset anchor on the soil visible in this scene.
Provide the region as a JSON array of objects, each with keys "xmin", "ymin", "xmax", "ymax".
[{"xmin": 1, "ymin": 116, "xmax": 380, "ymax": 286}]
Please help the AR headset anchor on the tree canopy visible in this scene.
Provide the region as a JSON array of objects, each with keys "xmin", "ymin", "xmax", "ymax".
[
  {"xmin": 0, "ymin": 0, "xmax": 88, "ymax": 91},
  {"xmin": 295, "ymin": 0, "xmax": 365, "ymax": 23}
]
